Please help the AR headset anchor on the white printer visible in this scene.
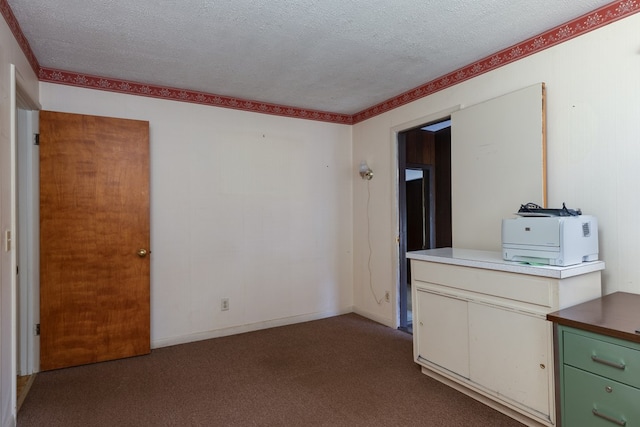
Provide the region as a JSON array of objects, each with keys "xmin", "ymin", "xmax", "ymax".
[{"xmin": 502, "ymin": 215, "xmax": 598, "ymax": 266}]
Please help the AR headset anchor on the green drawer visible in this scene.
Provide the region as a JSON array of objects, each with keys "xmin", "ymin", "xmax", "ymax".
[
  {"xmin": 564, "ymin": 365, "xmax": 640, "ymax": 426},
  {"xmin": 563, "ymin": 331, "xmax": 640, "ymax": 389}
]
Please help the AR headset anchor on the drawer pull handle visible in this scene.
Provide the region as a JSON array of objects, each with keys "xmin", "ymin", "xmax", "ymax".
[
  {"xmin": 591, "ymin": 355, "xmax": 626, "ymax": 370},
  {"xmin": 592, "ymin": 408, "xmax": 626, "ymax": 426}
]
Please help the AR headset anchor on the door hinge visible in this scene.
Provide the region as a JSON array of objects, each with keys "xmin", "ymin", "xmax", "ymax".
[
  {"xmin": 35, "ymin": 324, "xmax": 40, "ymax": 336},
  {"xmin": 34, "ymin": 133, "xmax": 39, "ymax": 145}
]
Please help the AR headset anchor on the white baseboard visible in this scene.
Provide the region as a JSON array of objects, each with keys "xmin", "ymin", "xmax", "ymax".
[
  {"xmin": 152, "ymin": 306, "xmax": 354, "ymax": 349},
  {"xmin": 351, "ymin": 307, "xmax": 396, "ymax": 329}
]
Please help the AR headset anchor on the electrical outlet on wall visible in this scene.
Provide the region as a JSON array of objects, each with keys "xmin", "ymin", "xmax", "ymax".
[{"xmin": 221, "ymin": 298, "xmax": 229, "ymax": 311}]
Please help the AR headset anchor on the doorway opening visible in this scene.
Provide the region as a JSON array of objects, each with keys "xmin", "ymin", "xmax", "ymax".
[
  {"xmin": 397, "ymin": 118, "xmax": 452, "ymax": 333},
  {"xmin": 16, "ymin": 106, "xmax": 38, "ymax": 412}
]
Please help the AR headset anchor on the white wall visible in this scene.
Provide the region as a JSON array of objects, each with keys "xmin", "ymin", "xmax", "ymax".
[
  {"xmin": 39, "ymin": 84, "xmax": 354, "ymax": 348},
  {"xmin": 0, "ymin": 14, "xmax": 39, "ymax": 427},
  {"xmin": 353, "ymin": 13, "xmax": 640, "ymax": 325}
]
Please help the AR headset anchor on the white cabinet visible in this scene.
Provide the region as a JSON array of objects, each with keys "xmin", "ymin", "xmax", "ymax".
[
  {"xmin": 415, "ymin": 290, "xmax": 469, "ymax": 378},
  {"xmin": 467, "ymin": 303, "xmax": 550, "ymax": 416},
  {"xmin": 408, "ymin": 248, "xmax": 604, "ymax": 427}
]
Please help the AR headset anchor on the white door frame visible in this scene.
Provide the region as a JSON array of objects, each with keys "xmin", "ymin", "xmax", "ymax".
[
  {"xmin": 389, "ymin": 106, "xmax": 459, "ymax": 328},
  {"xmin": 9, "ymin": 63, "xmax": 40, "ymax": 424}
]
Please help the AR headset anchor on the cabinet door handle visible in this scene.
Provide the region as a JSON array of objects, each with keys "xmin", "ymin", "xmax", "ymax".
[
  {"xmin": 592, "ymin": 408, "xmax": 626, "ymax": 426},
  {"xmin": 591, "ymin": 355, "xmax": 626, "ymax": 370}
]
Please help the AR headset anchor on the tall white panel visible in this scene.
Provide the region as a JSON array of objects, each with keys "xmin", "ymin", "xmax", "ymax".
[{"xmin": 450, "ymin": 82, "xmax": 546, "ymax": 251}]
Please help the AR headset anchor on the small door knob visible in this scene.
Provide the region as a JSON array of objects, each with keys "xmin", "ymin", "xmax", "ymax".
[{"xmin": 137, "ymin": 248, "xmax": 148, "ymax": 258}]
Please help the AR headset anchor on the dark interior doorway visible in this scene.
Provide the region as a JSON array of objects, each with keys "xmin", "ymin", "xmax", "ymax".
[{"xmin": 398, "ymin": 119, "xmax": 452, "ymax": 333}]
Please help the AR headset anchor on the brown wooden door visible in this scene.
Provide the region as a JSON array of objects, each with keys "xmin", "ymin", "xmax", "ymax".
[{"xmin": 39, "ymin": 111, "xmax": 150, "ymax": 371}]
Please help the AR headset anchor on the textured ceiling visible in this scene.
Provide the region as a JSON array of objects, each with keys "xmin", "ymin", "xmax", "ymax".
[{"xmin": 7, "ymin": 0, "xmax": 616, "ymax": 115}]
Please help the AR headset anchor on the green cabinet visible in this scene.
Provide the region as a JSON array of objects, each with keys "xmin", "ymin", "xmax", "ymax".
[{"xmin": 558, "ymin": 326, "xmax": 640, "ymax": 426}]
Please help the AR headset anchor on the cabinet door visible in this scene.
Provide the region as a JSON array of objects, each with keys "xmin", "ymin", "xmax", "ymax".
[
  {"xmin": 468, "ymin": 302, "xmax": 551, "ymax": 417},
  {"xmin": 415, "ymin": 290, "xmax": 469, "ymax": 378}
]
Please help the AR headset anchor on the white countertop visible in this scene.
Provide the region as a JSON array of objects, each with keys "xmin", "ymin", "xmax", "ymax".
[{"xmin": 407, "ymin": 247, "xmax": 605, "ymax": 279}]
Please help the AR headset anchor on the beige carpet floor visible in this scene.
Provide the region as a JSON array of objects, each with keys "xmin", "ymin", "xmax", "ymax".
[{"xmin": 18, "ymin": 313, "xmax": 525, "ymax": 426}]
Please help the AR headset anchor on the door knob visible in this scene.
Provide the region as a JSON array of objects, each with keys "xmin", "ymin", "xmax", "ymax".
[{"xmin": 137, "ymin": 248, "xmax": 148, "ymax": 258}]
